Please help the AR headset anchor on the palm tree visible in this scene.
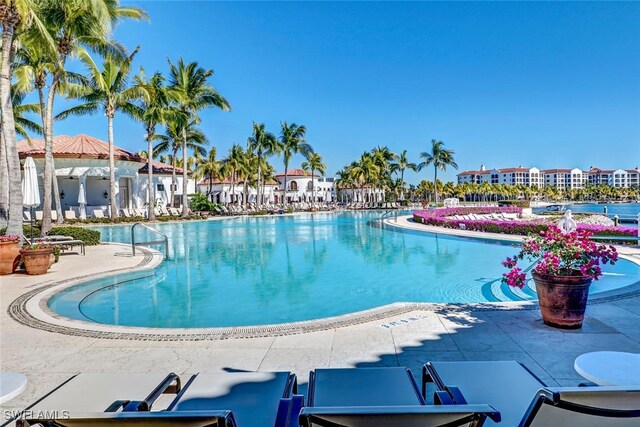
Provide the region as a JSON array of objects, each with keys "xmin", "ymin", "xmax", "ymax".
[
  {"xmin": 390, "ymin": 149, "xmax": 417, "ymax": 201},
  {"xmin": 0, "ymin": 0, "xmax": 55, "ymax": 236},
  {"xmin": 279, "ymin": 122, "xmax": 310, "ymax": 205},
  {"xmin": 17, "ymin": 0, "xmax": 146, "ymax": 232},
  {"xmin": 221, "ymin": 144, "xmax": 245, "ymax": 205},
  {"xmin": 0, "ymin": 88, "xmax": 43, "ymax": 228},
  {"xmin": 194, "ymin": 147, "xmax": 223, "ymax": 202},
  {"xmin": 57, "ymin": 47, "xmax": 143, "ymax": 219},
  {"xmin": 417, "ymin": 140, "xmax": 458, "ymax": 206},
  {"xmin": 155, "ymin": 119, "xmax": 207, "ymax": 207},
  {"xmin": 131, "ymin": 69, "xmax": 169, "ymax": 221},
  {"xmin": 167, "ymin": 58, "xmax": 230, "ymax": 216},
  {"xmin": 302, "ymin": 152, "xmax": 326, "ymax": 203},
  {"xmin": 247, "ymin": 122, "xmax": 278, "ymax": 205}
]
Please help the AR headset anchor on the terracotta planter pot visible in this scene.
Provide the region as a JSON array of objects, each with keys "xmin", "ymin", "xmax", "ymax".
[
  {"xmin": 20, "ymin": 247, "xmax": 54, "ymax": 275},
  {"xmin": 0, "ymin": 240, "xmax": 21, "ymax": 275},
  {"xmin": 532, "ymin": 271, "xmax": 592, "ymax": 329}
]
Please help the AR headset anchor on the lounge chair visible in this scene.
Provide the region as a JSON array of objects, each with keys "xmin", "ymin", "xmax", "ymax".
[
  {"xmin": 169, "ymin": 207, "xmax": 181, "ymax": 216},
  {"xmin": 18, "ymin": 373, "xmax": 182, "ymax": 419},
  {"xmin": 423, "ymin": 361, "xmax": 640, "ymax": 426},
  {"xmin": 121, "ymin": 208, "xmax": 132, "ymax": 218},
  {"xmin": 51, "ymin": 210, "xmax": 58, "ymax": 221},
  {"xmin": 35, "ymin": 210, "xmax": 43, "ymax": 220},
  {"xmin": 301, "ymin": 367, "xmax": 499, "ymax": 427},
  {"xmin": 65, "ymin": 210, "xmax": 77, "ymax": 220},
  {"xmin": 93, "ymin": 209, "xmax": 105, "ymax": 219},
  {"xmin": 23, "ymin": 211, "xmax": 31, "ymax": 223},
  {"xmin": 18, "ymin": 371, "xmax": 299, "ymax": 427}
]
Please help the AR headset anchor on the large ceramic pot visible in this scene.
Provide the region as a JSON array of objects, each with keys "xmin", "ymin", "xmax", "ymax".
[
  {"xmin": 0, "ymin": 240, "xmax": 21, "ymax": 275},
  {"xmin": 532, "ymin": 271, "xmax": 592, "ymax": 329},
  {"xmin": 20, "ymin": 247, "xmax": 54, "ymax": 275}
]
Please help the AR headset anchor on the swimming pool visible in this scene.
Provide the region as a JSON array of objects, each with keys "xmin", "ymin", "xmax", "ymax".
[{"xmin": 48, "ymin": 212, "xmax": 640, "ymax": 328}]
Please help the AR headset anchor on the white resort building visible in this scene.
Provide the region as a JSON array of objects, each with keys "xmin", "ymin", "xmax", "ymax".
[
  {"xmin": 17, "ymin": 134, "xmax": 194, "ymax": 217},
  {"xmin": 197, "ymin": 168, "xmax": 337, "ymax": 205},
  {"xmin": 458, "ymin": 164, "xmax": 640, "ymax": 189}
]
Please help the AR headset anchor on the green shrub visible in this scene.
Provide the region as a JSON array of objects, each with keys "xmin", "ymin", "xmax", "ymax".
[
  {"xmin": 498, "ymin": 199, "xmax": 531, "ymax": 208},
  {"xmin": 48, "ymin": 226, "xmax": 101, "ymax": 245},
  {"xmin": 190, "ymin": 193, "xmax": 217, "ymax": 212},
  {"xmin": 0, "ymin": 225, "xmax": 41, "ymax": 237}
]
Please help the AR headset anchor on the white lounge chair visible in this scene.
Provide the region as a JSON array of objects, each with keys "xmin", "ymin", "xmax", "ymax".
[
  {"xmin": 93, "ymin": 210, "xmax": 105, "ymax": 219},
  {"xmin": 64, "ymin": 210, "xmax": 77, "ymax": 220},
  {"xmin": 35, "ymin": 210, "xmax": 43, "ymax": 220}
]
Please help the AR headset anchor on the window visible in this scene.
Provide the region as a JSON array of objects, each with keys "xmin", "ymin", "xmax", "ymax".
[
  {"xmin": 289, "ymin": 181, "xmax": 298, "ymax": 191},
  {"xmin": 157, "ymin": 184, "xmax": 165, "ymax": 191},
  {"xmin": 307, "ymin": 181, "xmax": 313, "ymax": 190}
]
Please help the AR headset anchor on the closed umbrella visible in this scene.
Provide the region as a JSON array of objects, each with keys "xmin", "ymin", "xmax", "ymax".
[
  {"xmin": 21, "ymin": 157, "xmax": 40, "ymax": 241},
  {"xmin": 77, "ymin": 179, "xmax": 87, "ymax": 219}
]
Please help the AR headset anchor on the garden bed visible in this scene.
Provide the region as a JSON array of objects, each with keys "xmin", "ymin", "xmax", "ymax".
[{"xmin": 412, "ymin": 207, "xmax": 637, "ymax": 238}]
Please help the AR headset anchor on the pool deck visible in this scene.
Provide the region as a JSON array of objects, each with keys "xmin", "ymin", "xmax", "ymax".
[{"xmin": 2, "ymin": 223, "xmax": 640, "ymax": 416}]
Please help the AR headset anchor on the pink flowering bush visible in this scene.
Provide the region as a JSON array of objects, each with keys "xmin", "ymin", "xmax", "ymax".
[
  {"xmin": 502, "ymin": 227, "xmax": 619, "ymax": 288},
  {"xmin": 0, "ymin": 235, "xmax": 20, "ymax": 243},
  {"xmin": 412, "ymin": 209, "xmax": 637, "ymax": 239}
]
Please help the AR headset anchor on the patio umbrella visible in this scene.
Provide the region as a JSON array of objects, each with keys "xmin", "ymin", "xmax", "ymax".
[
  {"xmin": 21, "ymin": 157, "xmax": 40, "ymax": 241},
  {"xmin": 77, "ymin": 179, "xmax": 87, "ymax": 219}
]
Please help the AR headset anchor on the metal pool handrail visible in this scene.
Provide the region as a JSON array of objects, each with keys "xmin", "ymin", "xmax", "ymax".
[
  {"xmin": 379, "ymin": 210, "xmax": 399, "ymax": 223},
  {"xmin": 131, "ymin": 222, "xmax": 169, "ymax": 260}
]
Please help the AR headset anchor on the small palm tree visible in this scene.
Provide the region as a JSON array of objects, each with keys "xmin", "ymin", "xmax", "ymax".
[
  {"xmin": 279, "ymin": 122, "xmax": 311, "ymax": 205},
  {"xmin": 222, "ymin": 144, "xmax": 245, "ymax": 205},
  {"xmin": 302, "ymin": 152, "xmax": 327, "ymax": 203},
  {"xmin": 390, "ymin": 149, "xmax": 417, "ymax": 201},
  {"xmin": 417, "ymin": 140, "xmax": 458, "ymax": 206},
  {"xmin": 194, "ymin": 147, "xmax": 223, "ymax": 202},
  {"xmin": 247, "ymin": 122, "xmax": 279, "ymax": 205},
  {"xmin": 155, "ymin": 119, "xmax": 207, "ymax": 207},
  {"xmin": 57, "ymin": 47, "xmax": 144, "ymax": 218},
  {"xmin": 167, "ymin": 58, "xmax": 230, "ymax": 216}
]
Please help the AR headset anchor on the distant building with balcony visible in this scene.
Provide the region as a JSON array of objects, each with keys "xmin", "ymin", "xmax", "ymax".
[{"xmin": 457, "ymin": 165, "xmax": 639, "ymax": 189}]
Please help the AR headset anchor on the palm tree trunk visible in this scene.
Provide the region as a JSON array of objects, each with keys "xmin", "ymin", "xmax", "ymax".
[
  {"xmin": 170, "ymin": 149, "xmax": 177, "ymax": 208},
  {"xmin": 231, "ymin": 170, "xmax": 236, "ymax": 204},
  {"xmin": 108, "ymin": 114, "xmax": 118, "ymax": 218},
  {"xmin": 283, "ymin": 160, "xmax": 289, "ymax": 206},
  {"xmin": 400, "ymin": 169, "xmax": 405, "ymax": 200},
  {"xmin": 311, "ymin": 168, "xmax": 315, "ymax": 203},
  {"xmin": 147, "ymin": 130, "xmax": 155, "ymax": 221},
  {"xmin": 39, "ymin": 87, "xmax": 52, "ymax": 234},
  {"xmin": 256, "ymin": 152, "xmax": 262, "ymax": 206},
  {"xmin": 181, "ymin": 127, "xmax": 189, "ymax": 217},
  {"xmin": 433, "ymin": 167, "xmax": 438, "ymax": 206},
  {"xmin": 0, "ymin": 27, "xmax": 23, "ymax": 236},
  {"xmin": 0, "ymin": 132, "xmax": 8, "ymax": 228}
]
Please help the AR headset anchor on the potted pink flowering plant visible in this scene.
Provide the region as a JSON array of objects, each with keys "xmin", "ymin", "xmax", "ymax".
[{"xmin": 502, "ymin": 226, "xmax": 618, "ymax": 329}]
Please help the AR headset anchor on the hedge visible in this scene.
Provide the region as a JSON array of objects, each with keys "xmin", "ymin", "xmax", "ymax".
[
  {"xmin": 48, "ymin": 226, "xmax": 101, "ymax": 245},
  {"xmin": 412, "ymin": 207, "xmax": 637, "ymax": 238},
  {"xmin": 0, "ymin": 225, "xmax": 41, "ymax": 237},
  {"xmin": 498, "ymin": 199, "xmax": 531, "ymax": 208}
]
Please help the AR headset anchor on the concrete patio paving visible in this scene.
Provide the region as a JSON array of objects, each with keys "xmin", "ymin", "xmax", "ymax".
[{"xmin": 2, "ymin": 237, "xmax": 640, "ymax": 421}]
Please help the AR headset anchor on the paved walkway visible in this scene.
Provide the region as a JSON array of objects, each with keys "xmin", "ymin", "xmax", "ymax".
[{"xmin": 2, "ymin": 232, "xmax": 640, "ymax": 417}]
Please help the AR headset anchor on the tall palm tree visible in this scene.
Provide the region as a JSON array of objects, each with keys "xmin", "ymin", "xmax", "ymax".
[
  {"xmin": 0, "ymin": 87, "xmax": 43, "ymax": 228},
  {"xmin": 417, "ymin": 139, "xmax": 457, "ymax": 206},
  {"xmin": 17, "ymin": 0, "xmax": 146, "ymax": 232},
  {"xmin": 247, "ymin": 122, "xmax": 278, "ymax": 205},
  {"xmin": 154, "ymin": 119, "xmax": 207, "ymax": 208},
  {"xmin": 131, "ymin": 69, "xmax": 169, "ymax": 221},
  {"xmin": 167, "ymin": 58, "xmax": 230, "ymax": 216},
  {"xmin": 0, "ymin": 0, "xmax": 55, "ymax": 236},
  {"xmin": 390, "ymin": 149, "xmax": 417, "ymax": 201},
  {"xmin": 279, "ymin": 122, "xmax": 310, "ymax": 205},
  {"xmin": 57, "ymin": 47, "xmax": 143, "ymax": 219},
  {"xmin": 302, "ymin": 152, "xmax": 326, "ymax": 203}
]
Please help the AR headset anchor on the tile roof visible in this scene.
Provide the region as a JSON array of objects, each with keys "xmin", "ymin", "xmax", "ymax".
[
  {"xmin": 198, "ymin": 177, "xmax": 278, "ymax": 186},
  {"xmin": 17, "ymin": 134, "xmax": 141, "ymax": 162},
  {"xmin": 498, "ymin": 167, "xmax": 530, "ymax": 173},
  {"xmin": 457, "ymin": 170, "xmax": 490, "ymax": 176},
  {"xmin": 275, "ymin": 168, "xmax": 311, "ymax": 177},
  {"xmin": 541, "ymin": 169, "xmax": 573, "ymax": 173},
  {"xmin": 138, "ymin": 159, "xmax": 186, "ymax": 175}
]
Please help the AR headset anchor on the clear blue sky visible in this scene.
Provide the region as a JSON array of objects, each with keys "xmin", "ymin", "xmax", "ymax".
[{"xmin": 49, "ymin": 1, "xmax": 640, "ymax": 184}]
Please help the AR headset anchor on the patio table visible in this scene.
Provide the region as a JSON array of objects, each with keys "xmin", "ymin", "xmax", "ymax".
[{"xmin": 574, "ymin": 351, "xmax": 640, "ymax": 386}]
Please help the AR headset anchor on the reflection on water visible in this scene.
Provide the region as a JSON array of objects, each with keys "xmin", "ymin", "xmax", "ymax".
[{"xmin": 47, "ymin": 212, "xmax": 640, "ymax": 328}]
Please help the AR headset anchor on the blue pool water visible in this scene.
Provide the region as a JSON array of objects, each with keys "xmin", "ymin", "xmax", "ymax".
[{"xmin": 48, "ymin": 212, "xmax": 640, "ymax": 328}]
